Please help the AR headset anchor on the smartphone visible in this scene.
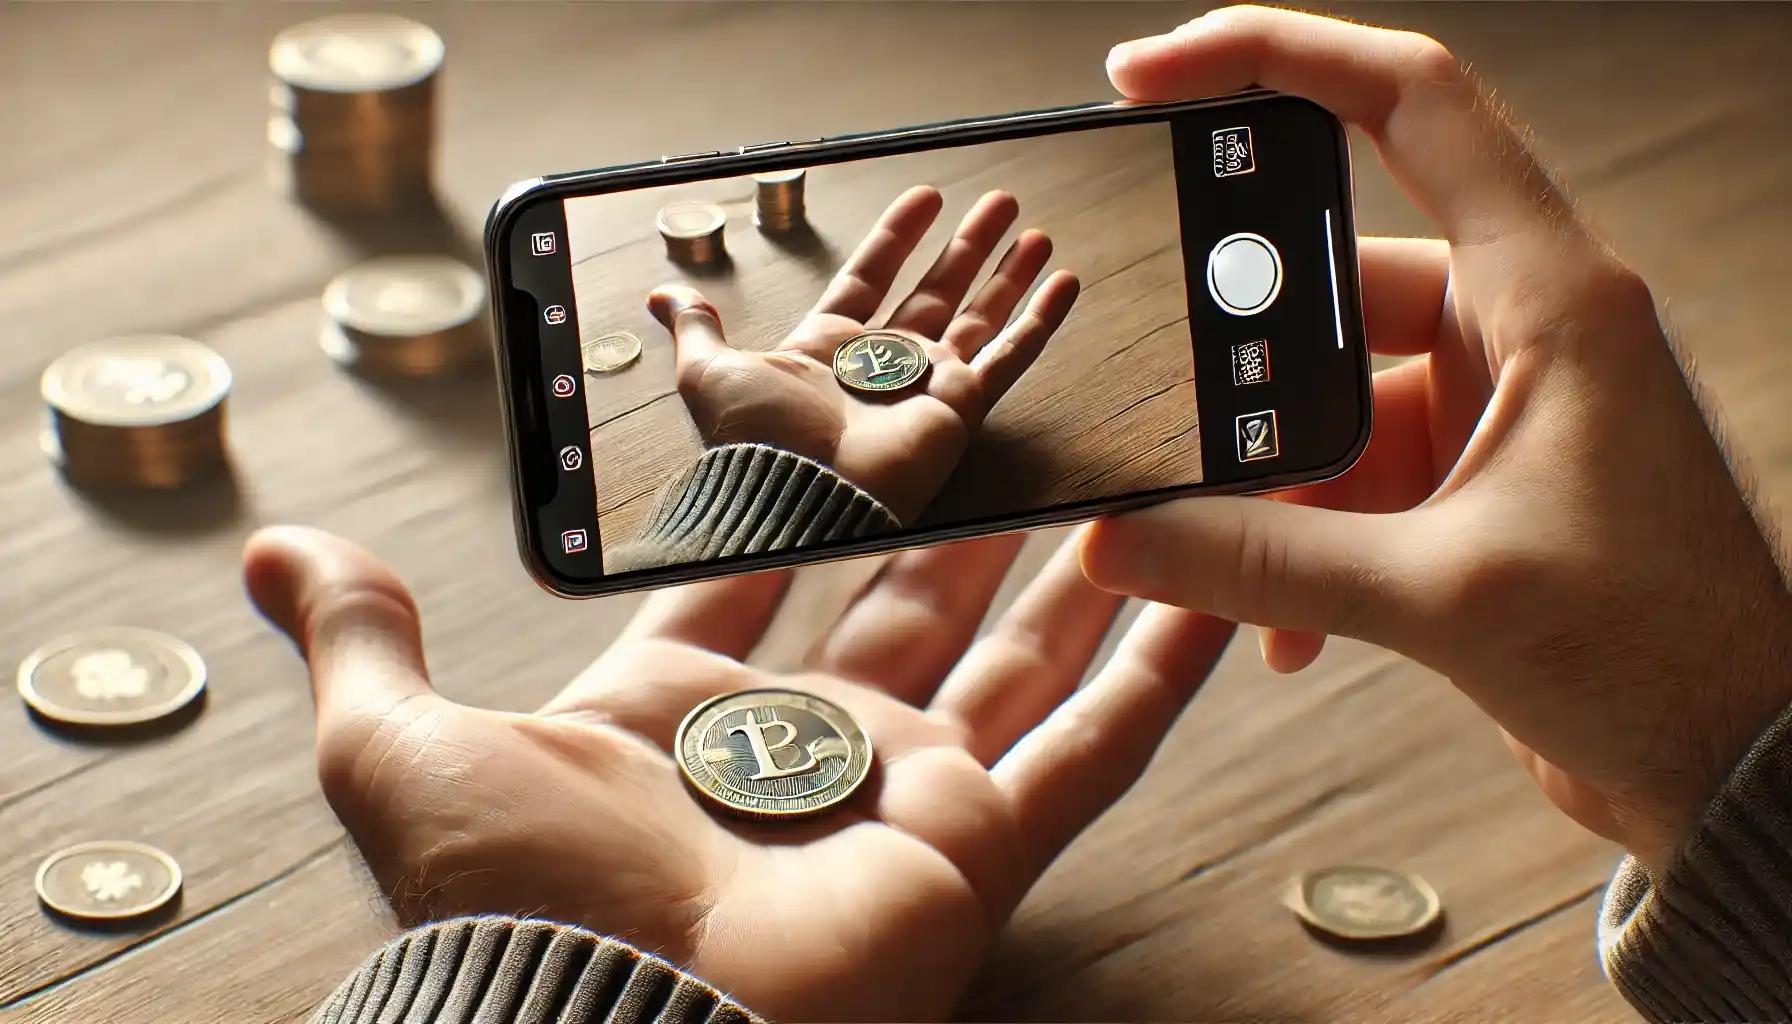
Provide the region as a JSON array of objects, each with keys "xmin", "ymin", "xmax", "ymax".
[{"xmin": 486, "ymin": 92, "xmax": 1371, "ymax": 598}]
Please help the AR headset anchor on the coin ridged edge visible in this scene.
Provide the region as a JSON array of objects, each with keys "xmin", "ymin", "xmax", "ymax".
[
  {"xmin": 1284, "ymin": 865, "xmax": 1443, "ymax": 941},
  {"xmin": 41, "ymin": 337, "xmax": 233, "ymax": 429},
  {"xmin": 17, "ymin": 627, "xmax": 208, "ymax": 728},
  {"xmin": 35, "ymin": 841, "xmax": 184, "ymax": 921},
  {"xmin": 675, "ymin": 688, "xmax": 873, "ymax": 820}
]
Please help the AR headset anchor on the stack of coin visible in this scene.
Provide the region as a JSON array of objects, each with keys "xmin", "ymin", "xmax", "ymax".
[
  {"xmin": 41, "ymin": 337, "xmax": 232, "ymax": 490},
  {"xmin": 753, "ymin": 169, "xmax": 807, "ymax": 233},
  {"xmin": 657, "ymin": 202, "xmax": 728, "ymax": 265},
  {"xmin": 320, "ymin": 255, "xmax": 489, "ymax": 376},
  {"xmin": 268, "ymin": 14, "xmax": 444, "ymax": 213}
]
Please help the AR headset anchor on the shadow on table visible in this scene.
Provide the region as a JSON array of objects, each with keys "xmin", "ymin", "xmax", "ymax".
[
  {"xmin": 303, "ymin": 189, "xmax": 485, "ymax": 270},
  {"xmin": 57, "ymin": 466, "xmax": 250, "ymax": 537},
  {"xmin": 336, "ymin": 358, "xmax": 507, "ymax": 456},
  {"xmin": 25, "ymin": 691, "xmax": 207, "ymax": 748},
  {"xmin": 762, "ymin": 223, "xmax": 839, "ymax": 278}
]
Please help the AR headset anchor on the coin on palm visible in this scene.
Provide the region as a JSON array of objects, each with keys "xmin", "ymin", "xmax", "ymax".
[{"xmin": 675, "ymin": 689, "xmax": 872, "ymax": 820}]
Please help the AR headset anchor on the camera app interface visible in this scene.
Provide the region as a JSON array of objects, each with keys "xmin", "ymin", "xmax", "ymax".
[{"xmin": 548, "ymin": 118, "xmax": 1321, "ymax": 576}]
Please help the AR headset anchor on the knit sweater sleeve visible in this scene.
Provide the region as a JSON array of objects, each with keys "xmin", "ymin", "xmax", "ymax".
[
  {"xmin": 603, "ymin": 443, "xmax": 901, "ymax": 574},
  {"xmin": 308, "ymin": 916, "xmax": 764, "ymax": 1024},
  {"xmin": 1600, "ymin": 699, "xmax": 1792, "ymax": 1022}
]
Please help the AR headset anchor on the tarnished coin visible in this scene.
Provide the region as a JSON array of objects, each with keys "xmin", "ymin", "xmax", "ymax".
[
  {"xmin": 271, "ymin": 14, "xmax": 445, "ymax": 94},
  {"xmin": 656, "ymin": 202, "xmax": 727, "ymax": 265},
  {"xmin": 676, "ymin": 689, "xmax": 872, "ymax": 820},
  {"xmin": 582, "ymin": 331, "xmax": 643, "ymax": 375},
  {"xmin": 18, "ymin": 628, "xmax": 207, "ymax": 728},
  {"xmin": 832, "ymin": 331, "xmax": 930, "ymax": 394},
  {"xmin": 1285, "ymin": 865, "xmax": 1442, "ymax": 941},
  {"xmin": 36, "ymin": 841, "xmax": 183, "ymax": 922},
  {"xmin": 42, "ymin": 337, "xmax": 231, "ymax": 430}
]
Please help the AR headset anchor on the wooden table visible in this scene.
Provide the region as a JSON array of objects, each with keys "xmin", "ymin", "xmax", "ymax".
[{"xmin": 1, "ymin": 3, "xmax": 1786, "ymax": 1022}]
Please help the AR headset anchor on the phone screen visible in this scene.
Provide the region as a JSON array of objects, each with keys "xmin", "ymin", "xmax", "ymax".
[{"xmin": 494, "ymin": 95, "xmax": 1368, "ymax": 594}]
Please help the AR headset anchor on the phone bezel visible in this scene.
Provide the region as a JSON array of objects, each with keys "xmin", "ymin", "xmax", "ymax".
[{"xmin": 486, "ymin": 92, "xmax": 1371, "ymax": 598}]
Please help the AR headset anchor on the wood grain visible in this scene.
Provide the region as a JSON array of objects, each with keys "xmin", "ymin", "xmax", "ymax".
[
  {"xmin": 0, "ymin": 3, "xmax": 1786, "ymax": 1023},
  {"xmin": 567, "ymin": 123, "xmax": 1199, "ymax": 556}
]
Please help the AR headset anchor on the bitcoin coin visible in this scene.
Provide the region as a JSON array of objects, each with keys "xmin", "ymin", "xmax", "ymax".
[
  {"xmin": 582, "ymin": 332, "xmax": 643, "ymax": 375},
  {"xmin": 36, "ymin": 841, "xmax": 183, "ymax": 923},
  {"xmin": 40, "ymin": 336, "xmax": 233, "ymax": 489},
  {"xmin": 18, "ymin": 627, "xmax": 207, "ymax": 729},
  {"xmin": 832, "ymin": 331, "xmax": 930, "ymax": 394},
  {"xmin": 268, "ymin": 14, "xmax": 442, "ymax": 212},
  {"xmin": 321, "ymin": 256, "xmax": 488, "ymax": 376},
  {"xmin": 676, "ymin": 689, "xmax": 872, "ymax": 820},
  {"xmin": 656, "ymin": 202, "xmax": 728, "ymax": 265},
  {"xmin": 753, "ymin": 168, "xmax": 807, "ymax": 233},
  {"xmin": 1285, "ymin": 865, "xmax": 1442, "ymax": 941}
]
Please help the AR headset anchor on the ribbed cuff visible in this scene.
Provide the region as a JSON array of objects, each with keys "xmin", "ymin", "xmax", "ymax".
[
  {"xmin": 606, "ymin": 444, "xmax": 901, "ymax": 573},
  {"xmin": 1600, "ymin": 699, "xmax": 1792, "ymax": 1023},
  {"xmin": 309, "ymin": 916, "xmax": 763, "ymax": 1024}
]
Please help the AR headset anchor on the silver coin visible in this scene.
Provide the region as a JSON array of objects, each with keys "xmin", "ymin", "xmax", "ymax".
[
  {"xmin": 323, "ymin": 256, "xmax": 485, "ymax": 338},
  {"xmin": 270, "ymin": 15, "xmax": 445, "ymax": 93},
  {"xmin": 583, "ymin": 332, "xmax": 642, "ymax": 375},
  {"xmin": 1286, "ymin": 865, "xmax": 1442, "ymax": 941},
  {"xmin": 36, "ymin": 841, "xmax": 183, "ymax": 922},
  {"xmin": 41, "ymin": 337, "xmax": 232, "ymax": 429},
  {"xmin": 18, "ymin": 627, "xmax": 207, "ymax": 728}
]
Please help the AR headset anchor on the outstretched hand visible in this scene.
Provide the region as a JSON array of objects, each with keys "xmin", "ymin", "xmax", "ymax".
[
  {"xmin": 246, "ymin": 525, "xmax": 1232, "ymax": 1023},
  {"xmin": 649, "ymin": 186, "xmax": 1081, "ymax": 524}
]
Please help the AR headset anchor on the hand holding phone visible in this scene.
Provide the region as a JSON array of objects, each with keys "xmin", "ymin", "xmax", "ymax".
[{"xmin": 639, "ymin": 186, "xmax": 1080, "ymax": 530}]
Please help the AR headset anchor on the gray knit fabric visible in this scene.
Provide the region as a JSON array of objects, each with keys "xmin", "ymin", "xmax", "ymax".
[
  {"xmin": 307, "ymin": 917, "xmax": 761, "ymax": 1024},
  {"xmin": 1602, "ymin": 699, "xmax": 1792, "ymax": 1022},
  {"xmin": 605, "ymin": 443, "xmax": 901, "ymax": 573}
]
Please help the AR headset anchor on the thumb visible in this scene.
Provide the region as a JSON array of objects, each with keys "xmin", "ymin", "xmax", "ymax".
[
  {"xmin": 648, "ymin": 284, "xmax": 729, "ymax": 377},
  {"xmin": 1079, "ymin": 497, "xmax": 1427, "ymax": 653},
  {"xmin": 244, "ymin": 525, "xmax": 443, "ymax": 751}
]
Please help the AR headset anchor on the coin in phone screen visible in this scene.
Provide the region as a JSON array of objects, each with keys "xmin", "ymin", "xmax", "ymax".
[
  {"xmin": 36, "ymin": 841, "xmax": 183, "ymax": 923},
  {"xmin": 833, "ymin": 331, "xmax": 929, "ymax": 394},
  {"xmin": 1285, "ymin": 865, "xmax": 1442, "ymax": 941},
  {"xmin": 18, "ymin": 628, "xmax": 207, "ymax": 729},
  {"xmin": 676, "ymin": 689, "xmax": 872, "ymax": 820},
  {"xmin": 582, "ymin": 332, "xmax": 643, "ymax": 375}
]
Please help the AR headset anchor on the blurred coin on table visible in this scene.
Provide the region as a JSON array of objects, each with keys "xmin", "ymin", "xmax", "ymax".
[
  {"xmin": 268, "ymin": 13, "xmax": 443, "ymax": 213},
  {"xmin": 36, "ymin": 842, "xmax": 183, "ymax": 924},
  {"xmin": 41, "ymin": 336, "xmax": 232, "ymax": 490},
  {"xmin": 321, "ymin": 255, "xmax": 488, "ymax": 376},
  {"xmin": 657, "ymin": 202, "xmax": 728, "ymax": 266},
  {"xmin": 753, "ymin": 168, "xmax": 807, "ymax": 233},
  {"xmin": 17, "ymin": 627, "xmax": 207, "ymax": 729},
  {"xmin": 1285, "ymin": 865, "xmax": 1443, "ymax": 942},
  {"xmin": 582, "ymin": 331, "xmax": 642, "ymax": 375}
]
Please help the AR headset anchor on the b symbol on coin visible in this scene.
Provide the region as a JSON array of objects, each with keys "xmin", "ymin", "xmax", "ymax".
[
  {"xmin": 833, "ymin": 331, "xmax": 929, "ymax": 394},
  {"xmin": 677, "ymin": 689, "xmax": 872, "ymax": 820}
]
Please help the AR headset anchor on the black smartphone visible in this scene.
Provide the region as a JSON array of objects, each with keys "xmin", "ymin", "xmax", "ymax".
[{"xmin": 486, "ymin": 92, "xmax": 1371, "ymax": 598}]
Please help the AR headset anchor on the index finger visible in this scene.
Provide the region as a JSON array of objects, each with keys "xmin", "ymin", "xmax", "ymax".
[{"xmin": 1107, "ymin": 7, "xmax": 1578, "ymax": 255}]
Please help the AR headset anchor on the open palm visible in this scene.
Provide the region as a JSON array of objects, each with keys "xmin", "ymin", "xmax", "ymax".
[
  {"xmin": 650, "ymin": 185, "xmax": 1081, "ymax": 524},
  {"xmin": 246, "ymin": 525, "xmax": 1233, "ymax": 1022}
]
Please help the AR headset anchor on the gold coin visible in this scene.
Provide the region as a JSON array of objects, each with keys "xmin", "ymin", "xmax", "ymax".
[
  {"xmin": 18, "ymin": 628, "xmax": 207, "ymax": 728},
  {"xmin": 323, "ymin": 255, "xmax": 485, "ymax": 338},
  {"xmin": 676, "ymin": 689, "xmax": 872, "ymax": 820},
  {"xmin": 832, "ymin": 331, "xmax": 930, "ymax": 394},
  {"xmin": 582, "ymin": 332, "xmax": 642, "ymax": 375},
  {"xmin": 270, "ymin": 14, "xmax": 445, "ymax": 93},
  {"xmin": 41, "ymin": 336, "xmax": 231, "ymax": 429},
  {"xmin": 1285, "ymin": 865, "xmax": 1442, "ymax": 941},
  {"xmin": 36, "ymin": 841, "xmax": 183, "ymax": 922}
]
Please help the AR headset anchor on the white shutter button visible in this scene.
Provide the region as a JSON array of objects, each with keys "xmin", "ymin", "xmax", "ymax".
[{"xmin": 1206, "ymin": 233, "xmax": 1282, "ymax": 316}]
